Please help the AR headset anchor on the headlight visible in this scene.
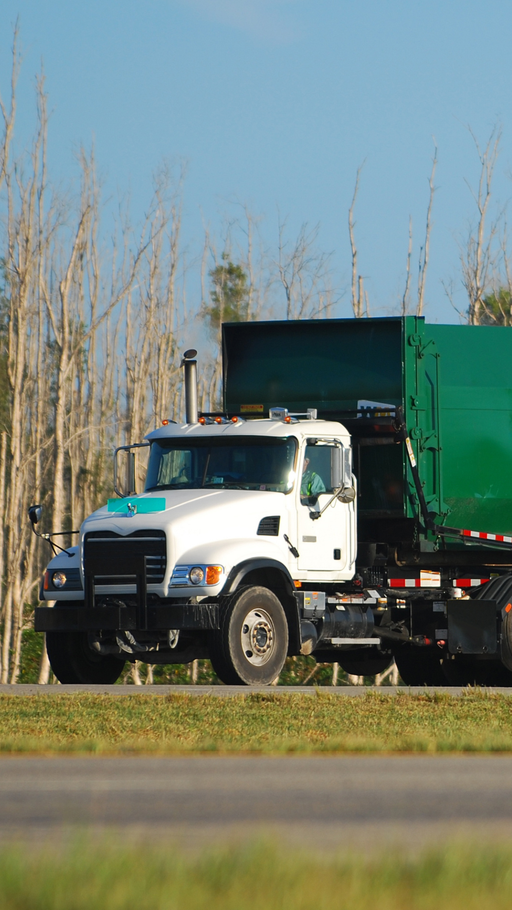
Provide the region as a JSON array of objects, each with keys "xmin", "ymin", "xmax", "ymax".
[
  {"xmin": 52, "ymin": 571, "xmax": 67, "ymax": 589},
  {"xmin": 189, "ymin": 566, "xmax": 205, "ymax": 585}
]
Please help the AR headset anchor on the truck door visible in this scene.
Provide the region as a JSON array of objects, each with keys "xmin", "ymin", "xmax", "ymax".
[{"xmin": 296, "ymin": 442, "xmax": 353, "ymax": 573}]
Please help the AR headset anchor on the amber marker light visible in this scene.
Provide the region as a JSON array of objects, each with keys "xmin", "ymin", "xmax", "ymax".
[
  {"xmin": 206, "ymin": 565, "xmax": 223, "ymax": 585},
  {"xmin": 162, "ymin": 419, "xmax": 169, "ymax": 425},
  {"xmin": 284, "ymin": 416, "xmax": 292, "ymax": 423},
  {"xmin": 293, "ymin": 580, "xmax": 302, "ymax": 588},
  {"xmin": 215, "ymin": 417, "xmax": 222, "ymax": 424},
  {"xmin": 198, "ymin": 417, "xmax": 206, "ymax": 424},
  {"xmin": 43, "ymin": 570, "xmax": 50, "ymax": 591},
  {"xmin": 231, "ymin": 416, "xmax": 238, "ymax": 423}
]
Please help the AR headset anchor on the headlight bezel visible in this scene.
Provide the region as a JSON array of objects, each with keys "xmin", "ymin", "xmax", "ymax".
[{"xmin": 170, "ymin": 564, "xmax": 225, "ymax": 588}]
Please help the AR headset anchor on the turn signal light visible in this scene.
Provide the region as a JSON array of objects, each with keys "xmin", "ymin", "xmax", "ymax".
[
  {"xmin": 206, "ymin": 565, "xmax": 223, "ymax": 585},
  {"xmin": 43, "ymin": 570, "xmax": 50, "ymax": 591}
]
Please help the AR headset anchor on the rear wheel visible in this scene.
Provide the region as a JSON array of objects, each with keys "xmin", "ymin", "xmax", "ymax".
[
  {"xmin": 395, "ymin": 647, "xmax": 446, "ymax": 685},
  {"xmin": 46, "ymin": 630, "xmax": 125, "ymax": 684},
  {"xmin": 209, "ymin": 586, "xmax": 289, "ymax": 686},
  {"xmin": 463, "ymin": 575, "xmax": 512, "ymax": 682},
  {"xmin": 338, "ymin": 648, "xmax": 393, "ymax": 678},
  {"xmin": 442, "ymin": 656, "xmax": 512, "ymax": 686}
]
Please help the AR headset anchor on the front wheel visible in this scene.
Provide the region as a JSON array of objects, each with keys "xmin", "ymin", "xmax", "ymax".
[
  {"xmin": 46, "ymin": 630, "xmax": 126, "ymax": 684},
  {"xmin": 209, "ymin": 586, "xmax": 289, "ymax": 685}
]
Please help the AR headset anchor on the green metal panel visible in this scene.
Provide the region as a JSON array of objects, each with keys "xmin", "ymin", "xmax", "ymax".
[
  {"xmin": 223, "ymin": 317, "xmax": 512, "ymax": 537},
  {"xmin": 223, "ymin": 318, "xmax": 403, "ymax": 412},
  {"xmin": 405, "ymin": 322, "xmax": 512, "ymax": 535}
]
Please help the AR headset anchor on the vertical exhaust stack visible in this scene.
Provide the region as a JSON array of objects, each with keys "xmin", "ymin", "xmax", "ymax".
[{"xmin": 182, "ymin": 349, "xmax": 198, "ymax": 424}]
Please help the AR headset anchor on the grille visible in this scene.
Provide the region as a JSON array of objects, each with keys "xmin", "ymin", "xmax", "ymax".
[
  {"xmin": 257, "ymin": 516, "xmax": 280, "ymax": 537},
  {"xmin": 84, "ymin": 530, "xmax": 167, "ymax": 584}
]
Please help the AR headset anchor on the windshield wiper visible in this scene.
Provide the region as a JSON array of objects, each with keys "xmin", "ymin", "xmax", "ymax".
[{"xmin": 202, "ymin": 481, "xmax": 247, "ymax": 490}]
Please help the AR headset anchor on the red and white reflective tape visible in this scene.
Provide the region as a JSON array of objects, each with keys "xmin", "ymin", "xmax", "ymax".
[
  {"xmin": 389, "ymin": 579, "xmax": 442, "ymax": 588},
  {"xmin": 389, "ymin": 577, "xmax": 490, "ymax": 589},
  {"xmin": 462, "ymin": 529, "xmax": 512, "ymax": 544},
  {"xmin": 389, "ymin": 579, "xmax": 421, "ymax": 588},
  {"xmin": 453, "ymin": 578, "xmax": 490, "ymax": 587}
]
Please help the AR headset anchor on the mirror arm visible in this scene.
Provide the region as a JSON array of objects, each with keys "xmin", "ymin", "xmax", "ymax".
[
  {"xmin": 309, "ymin": 484, "xmax": 356, "ymax": 521},
  {"xmin": 309, "ymin": 486, "xmax": 343, "ymax": 520},
  {"xmin": 29, "ymin": 524, "xmax": 79, "ymax": 557}
]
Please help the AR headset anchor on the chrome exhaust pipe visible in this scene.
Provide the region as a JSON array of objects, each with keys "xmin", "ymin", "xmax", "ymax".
[{"xmin": 182, "ymin": 349, "xmax": 198, "ymax": 424}]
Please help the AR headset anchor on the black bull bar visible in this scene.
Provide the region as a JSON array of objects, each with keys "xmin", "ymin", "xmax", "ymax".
[{"xmin": 35, "ymin": 539, "xmax": 220, "ymax": 633}]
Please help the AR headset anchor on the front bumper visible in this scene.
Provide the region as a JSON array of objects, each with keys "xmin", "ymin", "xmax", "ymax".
[{"xmin": 34, "ymin": 602, "xmax": 220, "ymax": 633}]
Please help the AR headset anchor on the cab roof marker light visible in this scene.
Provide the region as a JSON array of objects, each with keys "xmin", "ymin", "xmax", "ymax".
[
  {"xmin": 198, "ymin": 417, "xmax": 206, "ymax": 425},
  {"xmin": 269, "ymin": 406, "xmax": 318, "ymax": 421}
]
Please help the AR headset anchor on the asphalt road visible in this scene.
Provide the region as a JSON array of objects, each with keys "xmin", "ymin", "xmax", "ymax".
[
  {"xmin": 1, "ymin": 684, "xmax": 509, "ymax": 695},
  {"xmin": 3, "ymin": 754, "xmax": 512, "ymax": 850}
]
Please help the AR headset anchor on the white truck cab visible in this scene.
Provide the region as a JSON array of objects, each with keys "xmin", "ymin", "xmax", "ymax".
[{"xmin": 36, "ymin": 405, "xmax": 363, "ymax": 686}]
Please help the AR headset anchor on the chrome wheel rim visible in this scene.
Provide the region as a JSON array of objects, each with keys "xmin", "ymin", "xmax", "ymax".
[{"xmin": 240, "ymin": 608, "xmax": 275, "ymax": 666}]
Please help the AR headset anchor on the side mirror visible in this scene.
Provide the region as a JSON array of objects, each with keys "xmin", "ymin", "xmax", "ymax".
[
  {"xmin": 28, "ymin": 504, "xmax": 42, "ymax": 526},
  {"xmin": 113, "ymin": 443, "xmax": 150, "ymax": 497},
  {"xmin": 127, "ymin": 452, "xmax": 136, "ymax": 496},
  {"xmin": 331, "ymin": 447, "xmax": 343, "ymax": 489},
  {"xmin": 338, "ymin": 486, "xmax": 356, "ymax": 504}
]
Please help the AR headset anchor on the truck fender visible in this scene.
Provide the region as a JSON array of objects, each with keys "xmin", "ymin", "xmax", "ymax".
[{"xmin": 220, "ymin": 558, "xmax": 301, "ymax": 655}]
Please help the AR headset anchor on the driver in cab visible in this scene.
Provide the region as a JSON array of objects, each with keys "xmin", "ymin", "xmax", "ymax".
[{"xmin": 301, "ymin": 454, "xmax": 326, "ymax": 503}]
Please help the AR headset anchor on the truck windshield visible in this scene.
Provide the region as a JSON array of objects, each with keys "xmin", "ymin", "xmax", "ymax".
[{"xmin": 145, "ymin": 436, "xmax": 297, "ymax": 492}]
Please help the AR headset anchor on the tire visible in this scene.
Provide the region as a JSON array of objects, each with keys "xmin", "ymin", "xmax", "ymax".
[
  {"xmin": 395, "ymin": 647, "xmax": 446, "ymax": 686},
  {"xmin": 442, "ymin": 656, "xmax": 512, "ymax": 687},
  {"xmin": 46, "ymin": 630, "xmax": 125, "ymax": 684},
  {"xmin": 209, "ymin": 586, "xmax": 289, "ymax": 686},
  {"xmin": 440, "ymin": 577, "xmax": 512, "ymax": 686},
  {"xmin": 338, "ymin": 648, "xmax": 393, "ymax": 678},
  {"xmin": 472, "ymin": 575, "xmax": 512, "ymax": 674}
]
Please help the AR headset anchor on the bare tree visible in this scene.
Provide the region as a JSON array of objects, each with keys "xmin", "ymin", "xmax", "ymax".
[
  {"xmin": 401, "ymin": 145, "xmax": 437, "ymax": 316},
  {"xmin": 275, "ymin": 216, "xmax": 335, "ymax": 319},
  {"xmin": 348, "ymin": 162, "xmax": 368, "ymax": 318},
  {"xmin": 461, "ymin": 127, "xmax": 502, "ymax": 324},
  {"xmin": 417, "ymin": 145, "xmax": 437, "ymax": 316},
  {"xmin": 0, "ymin": 23, "xmax": 19, "ymax": 196}
]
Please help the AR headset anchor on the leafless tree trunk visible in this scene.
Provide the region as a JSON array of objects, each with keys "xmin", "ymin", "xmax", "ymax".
[
  {"xmin": 462, "ymin": 127, "xmax": 502, "ymax": 324},
  {"xmin": 348, "ymin": 162, "xmax": 367, "ymax": 318},
  {"xmin": 416, "ymin": 146, "xmax": 437, "ymax": 316}
]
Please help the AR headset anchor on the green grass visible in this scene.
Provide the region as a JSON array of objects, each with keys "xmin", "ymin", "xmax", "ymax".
[
  {"xmin": 1, "ymin": 690, "xmax": 512, "ymax": 753},
  {"xmin": 1, "ymin": 839, "xmax": 512, "ymax": 909}
]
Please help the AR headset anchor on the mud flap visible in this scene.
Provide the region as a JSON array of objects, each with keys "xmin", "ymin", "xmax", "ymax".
[{"xmin": 447, "ymin": 599, "xmax": 498, "ymax": 655}]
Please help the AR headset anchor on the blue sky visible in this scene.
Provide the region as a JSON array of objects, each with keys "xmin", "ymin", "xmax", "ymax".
[{"xmin": 1, "ymin": 0, "xmax": 512, "ymax": 322}]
